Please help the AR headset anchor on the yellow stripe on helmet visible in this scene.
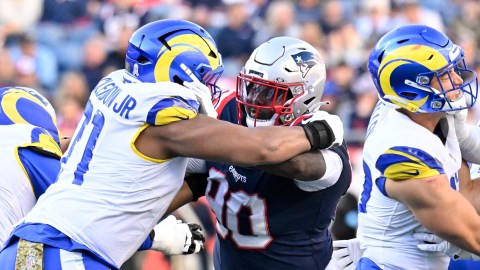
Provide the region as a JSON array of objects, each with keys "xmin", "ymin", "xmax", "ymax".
[{"xmin": 154, "ymin": 34, "xmax": 220, "ymax": 82}]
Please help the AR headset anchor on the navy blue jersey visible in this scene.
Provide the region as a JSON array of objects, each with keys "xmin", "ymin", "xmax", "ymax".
[{"xmin": 206, "ymin": 95, "xmax": 352, "ymax": 270}]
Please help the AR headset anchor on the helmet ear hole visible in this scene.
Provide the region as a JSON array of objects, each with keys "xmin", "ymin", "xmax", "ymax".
[
  {"xmin": 137, "ymin": 54, "xmax": 150, "ymax": 64},
  {"xmin": 400, "ymin": 92, "xmax": 418, "ymax": 99},
  {"xmin": 173, "ymin": 75, "xmax": 184, "ymax": 85}
]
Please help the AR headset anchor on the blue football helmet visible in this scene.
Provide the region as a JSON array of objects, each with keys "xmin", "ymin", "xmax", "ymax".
[
  {"xmin": 0, "ymin": 86, "xmax": 60, "ymax": 146},
  {"xmin": 125, "ymin": 19, "xmax": 223, "ymax": 97},
  {"xmin": 368, "ymin": 24, "xmax": 478, "ymax": 113}
]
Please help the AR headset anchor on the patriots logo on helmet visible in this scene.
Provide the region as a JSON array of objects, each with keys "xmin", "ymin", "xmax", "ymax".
[{"xmin": 291, "ymin": 51, "xmax": 320, "ymax": 78}]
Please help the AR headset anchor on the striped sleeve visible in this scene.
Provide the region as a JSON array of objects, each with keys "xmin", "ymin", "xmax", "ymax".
[
  {"xmin": 146, "ymin": 96, "xmax": 199, "ymax": 126},
  {"xmin": 21, "ymin": 127, "xmax": 62, "ymax": 158},
  {"xmin": 375, "ymin": 146, "xmax": 444, "ymax": 180}
]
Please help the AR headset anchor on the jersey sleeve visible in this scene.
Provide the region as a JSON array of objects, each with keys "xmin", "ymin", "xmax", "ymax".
[
  {"xmin": 145, "ymin": 96, "xmax": 199, "ymax": 126},
  {"xmin": 17, "ymin": 147, "xmax": 61, "ymax": 199},
  {"xmin": 375, "ymin": 146, "xmax": 445, "ymax": 180},
  {"xmin": 22, "ymin": 127, "xmax": 62, "ymax": 158}
]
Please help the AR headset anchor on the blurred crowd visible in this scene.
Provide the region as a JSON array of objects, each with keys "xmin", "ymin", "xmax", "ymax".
[{"xmin": 2, "ymin": 0, "xmax": 480, "ymax": 269}]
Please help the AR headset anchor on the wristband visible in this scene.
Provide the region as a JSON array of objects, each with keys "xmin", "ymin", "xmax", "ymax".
[{"xmin": 302, "ymin": 120, "xmax": 335, "ymax": 150}]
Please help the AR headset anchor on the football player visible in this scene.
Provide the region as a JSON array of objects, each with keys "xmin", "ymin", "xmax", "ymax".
[
  {"xmin": 0, "ymin": 19, "xmax": 343, "ymax": 269},
  {"xmin": 0, "ymin": 86, "xmax": 205, "ymax": 257},
  {"xmin": 355, "ymin": 24, "xmax": 480, "ymax": 269},
  {"xmin": 0, "ymin": 86, "xmax": 62, "ymax": 249},
  {"xmin": 174, "ymin": 36, "xmax": 352, "ymax": 270}
]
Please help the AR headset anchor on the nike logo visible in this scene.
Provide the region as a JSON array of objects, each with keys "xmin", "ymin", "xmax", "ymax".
[
  {"xmin": 404, "ymin": 170, "xmax": 420, "ymax": 176},
  {"xmin": 300, "ymin": 115, "xmax": 313, "ymax": 125},
  {"xmin": 173, "ymin": 115, "xmax": 190, "ymax": 120}
]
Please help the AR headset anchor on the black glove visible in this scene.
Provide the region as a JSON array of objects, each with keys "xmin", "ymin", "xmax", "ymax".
[{"xmin": 184, "ymin": 223, "xmax": 206, "ymax": 254}]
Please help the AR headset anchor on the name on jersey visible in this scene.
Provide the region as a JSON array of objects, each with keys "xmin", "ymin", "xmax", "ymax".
[
  {"xmin": 93, "ymin": 77, "xmax": 137, "ymax": 119},
  {"xmin": 229, "ymin": 166, "xmax": 246, "ymax": 183}
]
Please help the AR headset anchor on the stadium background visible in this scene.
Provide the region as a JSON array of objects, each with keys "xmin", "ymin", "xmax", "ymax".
[{"xmin": 1, "ymin": 0, "xmax": 479, "ymax": 269}]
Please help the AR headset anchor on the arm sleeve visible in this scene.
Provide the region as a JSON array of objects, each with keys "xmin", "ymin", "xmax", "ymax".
[
  {"xmin": 294, "ymin": 149, "xmax": 343, "ymax": 191},
  {"xmin": 185, "ymin": 173, "xmax": 209, "ymax": 202},
  {"xmin": 17, "ymin": 147, "xmax": 61, "ymax": 199},
  {"xmin": 186, "ymin": 158, "xmax": 208, "ymax": 174},
  {"xmin": 376, "ymin": 146, "xmax": 444, "ymax": 180},
  {"xmin": 146, "ymin": 96, "xmax": 199, "ymax": 126},
  {"xmin": 137, "ymin": 231, "xmax": 154, "ymax": 251}
]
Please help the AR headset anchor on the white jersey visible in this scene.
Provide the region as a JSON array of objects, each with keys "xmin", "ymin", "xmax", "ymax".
[
  {"xmin": 357, "ymin": 101, "xmax": 461, "ymax": 270},
  {"xmin": 24, "ymin": 70, "xmax": 200, "ymax": 268},
  {"xmin": 0, "ymin": 124, "xmax": 61, "ymax": 248}
]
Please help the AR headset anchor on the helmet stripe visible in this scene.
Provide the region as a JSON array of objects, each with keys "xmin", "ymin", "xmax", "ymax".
[{"xmin": 154, "ymin": 34, "xmax": 220, "ymax": 82}]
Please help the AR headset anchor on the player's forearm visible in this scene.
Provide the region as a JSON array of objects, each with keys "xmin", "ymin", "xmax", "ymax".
[
  {"xmin": 459, "ymin": 180, "xmax": 480, "ymax": 215},
  {"xmin": 165, "ymin": 115, "xmax": 311, "ymax": 166},
  {"xmin": 164, "ymin": 181, "xmax": 194, "ymax": 217},
  {"xmin": 457, "ymin": 160, "xmax": 480, "ymax": 214},
  {"xmin": 163, "ymin": 174, "xmax": 208, "ymax": 217},
  {"xmin": 388, "ymin": 175, "xmax": 480, "ymax": 255},
  {"xmin": 256, "ymin": 150, "xmax": 326, "ymax": 180},
  {"xmin": 414, "ymin": 191, "xmax": 480, "ymax": 255}
]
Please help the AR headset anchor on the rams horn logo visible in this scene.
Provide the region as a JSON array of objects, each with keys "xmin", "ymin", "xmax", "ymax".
[{"xmin": 291, "ymin": 51, "xmax": 320, "ymax": 78}]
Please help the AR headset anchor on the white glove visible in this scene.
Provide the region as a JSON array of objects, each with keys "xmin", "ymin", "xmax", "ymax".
[
  {"xmin": 453, "ymin": 106, "xmax": 469, "ymax": 141},
  {"xmin": 302, "ymin": 111, "xmax": 344, "ymax": 149},
  {"xmin": 451, "ymin": 107, "xmax": 480, "ymax": 164},
  {"xmin": 413, "ymin": 232, "xmax": 480, "ymax": 261},
  {"xmin": 150, "ymin": 215, "xmax": 205, "ymax": 255},
  {"xmin": 180, "ymin": 63, "xmax": 218, "ymax": 118},
  {"xmin": 326, "ymin": 238, "xmax": 363, "ymax": 270}
]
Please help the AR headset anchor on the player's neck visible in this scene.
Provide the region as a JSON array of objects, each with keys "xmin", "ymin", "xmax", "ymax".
[{"xmin": 398, "ymin": 108, "xmax": 444, "ymax": 132}]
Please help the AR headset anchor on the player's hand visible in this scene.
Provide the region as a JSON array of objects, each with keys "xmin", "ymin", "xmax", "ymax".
[
  {"xmin": 151, "ymin": 215, "xmax": 205, "ymax": 255},
  {"xmin": 301, "ymin": 111, "xmax": 344, "ymax": 150},
  {"xmin": 180, "ymin": 63, "xmax": 218, "ymax": 118},
  {"xmin": 413, "ymin": 232, "xmax": 478, "ymax": 260},
  {"xmin": 326, "ymin": 238, "xmax": 363, "ymax": 270}
]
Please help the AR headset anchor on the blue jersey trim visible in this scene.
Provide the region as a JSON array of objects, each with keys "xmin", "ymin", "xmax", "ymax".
[
  {"xmin": 18, "ymin": 148, "xmax": 60, "ymax": 199},
  {"xmin": 137, "ymin": 233, "xmax": 153, "ymax": 251},
  {"xmin": 146, "ymin": 96, "xmax": 199, "ymax": 125},
  {"xmin": 357, "ymin": 257, "xmax": 382, "ymax": 269},
  {"xmin": 375, "ymin": 177, "xmax": 389, "ymax": 197},
  {"xmin": 8, "ymin": 223, "xmax": 118, "ymax": 270}
]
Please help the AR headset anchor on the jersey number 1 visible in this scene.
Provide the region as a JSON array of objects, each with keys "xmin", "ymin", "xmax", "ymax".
[{"xmin": 62, "ymin": 101, "xmax": 105, "ymax": 185}]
